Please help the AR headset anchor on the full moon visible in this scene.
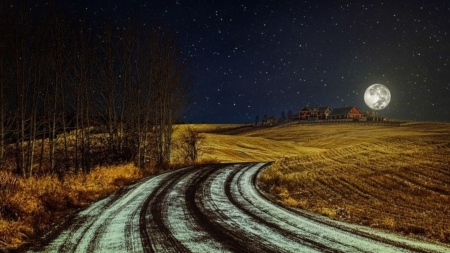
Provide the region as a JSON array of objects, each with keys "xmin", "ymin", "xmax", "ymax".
[{"xmin": 364, "ymin": 83, "xmax": 391, "ymax": 110}]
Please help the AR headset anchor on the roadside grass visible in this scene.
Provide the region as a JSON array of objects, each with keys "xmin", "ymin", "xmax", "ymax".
[
  {"xmin": 254, "ymin": 123, "xmax": 450, "ymax": 243},
  {"xmin": 0, "ymin": 163, "xmax": 144, "ymax": 249}
]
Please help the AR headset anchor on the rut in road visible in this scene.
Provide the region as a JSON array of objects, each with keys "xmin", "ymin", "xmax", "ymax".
[
  {"xmin": 186, "ymin": 164, "xmax": 283, "ymax": 253},
  {"xmin": 30, "ymin": 163, "xmax": 450, "ymax": 253}
]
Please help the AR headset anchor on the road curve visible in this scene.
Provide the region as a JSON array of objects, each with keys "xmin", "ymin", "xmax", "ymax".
[{"xmin": 31, "ymin": 163, "xmax": 450, "ymax": 253}]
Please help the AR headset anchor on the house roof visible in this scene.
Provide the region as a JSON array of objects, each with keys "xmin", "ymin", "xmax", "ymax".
[
  {"xmin": 317, "ymin": 106, "xmax": 331, "ymax": 112},
  {"xmin": 330, "ymin": 106, "xmax": 360, "ymax": 116},
  {"xmin": 299, "ymin": 106, "xmax": 331, "ymax": 112},
  {"xmin": 300, "ymin": 107, "xmax": 310, "ymax": 111}
]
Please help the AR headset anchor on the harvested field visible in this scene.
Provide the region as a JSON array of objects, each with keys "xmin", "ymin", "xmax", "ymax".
[
  {"xmin": 254, "ymin": 122, "xmax": 450, "ymax": 243},
  {"xmin": 199, "ymin": 122, "xmax": 450, "ymax": 244}
]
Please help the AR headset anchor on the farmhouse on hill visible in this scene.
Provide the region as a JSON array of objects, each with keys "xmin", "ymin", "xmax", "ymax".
[
  {"xmin": 329, "ymin": 106, "xmax": 362, "ymax": 119},
  {"xmin": 310, "ymin": 106, "xmax": 332, "ymax": 120},
  {"xmin": 291, "ymin": 106, "xmax": 362, "ymax": 121},
  {"xmin": 291, "ymin": 106, "xmax": 332, "ymax": 121}
]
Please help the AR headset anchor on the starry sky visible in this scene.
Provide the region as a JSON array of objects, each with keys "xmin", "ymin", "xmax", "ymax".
[{"xmin": 60, "ymin": 1, "xmax": 450, "ymax": 122}]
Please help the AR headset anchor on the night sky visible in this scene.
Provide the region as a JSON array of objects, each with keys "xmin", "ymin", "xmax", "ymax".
[{"xmin": 53, "ymin": 1, "xmax": 450, "ymax": 122}]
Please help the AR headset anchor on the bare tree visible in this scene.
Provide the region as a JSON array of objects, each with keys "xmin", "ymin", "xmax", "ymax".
[
  {"xmin": 66, "ymin": 21, "xmax": 96, "ymax": 173},
  {"xmin": 42, "ymin": 7, "xmax": 72, "ymax": 175},
  {"xmin": 117, "ymin": 21, "xmax": 138, "ymax": 163},
  {"xmin": 0, "ymin": 59, "xmax": 4, "ymax": 164},
  {"xmin": 176, "ymin": 126, "xmax": 205, "ymax": 163},
  {"xmin": 9, "ymin": 1, "xmax": 36, "ymax": 176},
  {"xmin": 0, "ymin": 4, "xmax": 6, "ymax": 164},
  {"xmin": 115, "ymin": 22, "xmax": 192, "ymax": 169},
  {"xmin": 148, "ymin": 28, "xmax": 192, "ymax": 168},
  {"xmin": 95, "ymin": 24, "xmax": 120, "ymax": 156}
]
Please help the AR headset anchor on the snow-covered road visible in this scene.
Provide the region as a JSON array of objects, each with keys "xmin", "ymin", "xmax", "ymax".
[{"xmin": 31, "ymin": 163, "xmax": 450, "ymax": 252}]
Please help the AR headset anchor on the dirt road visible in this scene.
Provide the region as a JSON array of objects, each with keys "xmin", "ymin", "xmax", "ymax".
[{"xmin": 31, "ymin": 163, "xmax": 450, "ymax": 252}]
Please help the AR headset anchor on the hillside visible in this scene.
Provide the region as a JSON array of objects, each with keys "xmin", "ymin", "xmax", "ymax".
[{"xmin": 198, "ymin": 122, "xmax": 450, "ymax": 243}]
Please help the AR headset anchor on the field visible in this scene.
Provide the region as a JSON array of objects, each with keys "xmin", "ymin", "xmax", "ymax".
[
  {"xmin": 197, "ymin": 122, "xmax": 450, "ymax": 243},
  {"xmin": 1, "ymin": 122, "xmax": 449, "ymax": 249}
]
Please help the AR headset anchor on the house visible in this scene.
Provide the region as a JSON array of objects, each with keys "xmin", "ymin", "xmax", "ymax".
[
  {"xmin": 362, "ymin": 110, "xmax": 378, "ymax": 118},
  {"xmin": 296, "ymin": 106, "xmax": 332, "ymax": 120},
  {"xmin": 316, "ymin": 106, "xmax": 332, "ymax": 120},
  {"xmin": 299, "ymin": 107, "xmax": 310, "ymax": 120},
  {"xmin": 330, "ymin": 106, "xmax": 362, "ymax": 120},
  {"xmin": 290, "ymin": 105, "xmax": 362, "ymax": 121}
]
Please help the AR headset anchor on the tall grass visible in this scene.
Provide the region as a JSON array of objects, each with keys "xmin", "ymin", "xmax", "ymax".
[{"xmin": 0, "ymin": 164, "xmax": 144, "ymax": 249}]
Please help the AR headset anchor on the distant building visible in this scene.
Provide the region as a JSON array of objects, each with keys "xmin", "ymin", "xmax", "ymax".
[
  {"xmin": 291, "ymin": 105, "xmax": 362, "ymax": 121},
  {"xmin": 362, "ymin": 110, "xmax": 378, "ymax": 118},
  {"xmin": 299, "ymin": 107, "xmax": 310, "ymax": 120},
  {"xmin": 293, "ymin": 106, "xmax": 332, "ymax": 120},
  {"xmin": 362, "ymin": 110, "xmax": 385, "ymax": 121},
  {"xmin": 316, "ymin": 106, "xmax": 332, "ymax": 120},
  {"xmin": 329, "ymin": 106, "xmax": 362, "ymax": 119}
]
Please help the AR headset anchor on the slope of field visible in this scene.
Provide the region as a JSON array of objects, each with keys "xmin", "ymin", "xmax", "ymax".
[
  {"xmin": 200, "ymin": 122, "xmax": 450, "ymax": 244},
  {"xmin": 181, "ymin": 124, "xmax": 325, "ymax": 162},
  {"xmin": 201, "ymin": 133, "xmax": 323, "ymax": 162}
]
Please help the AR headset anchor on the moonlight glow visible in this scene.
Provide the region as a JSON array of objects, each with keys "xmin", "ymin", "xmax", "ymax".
[{"xmin": 364, "ymin": 84, "xmax": 391, "ymax": 110}]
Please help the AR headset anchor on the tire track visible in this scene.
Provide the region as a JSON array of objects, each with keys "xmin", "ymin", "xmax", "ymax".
[
  {"xmin": 140, "ymin": 166, "xmax": 197, "ymax": 253},
  {"xmin": 184, "ymin": 164, "xmax": 250, "ymax": 252},
  {"xmin": 164, "ymin": 166, "xmax": 230, "ymax": 252},
  {"xmin": 198, "ymin": 164, "xmax": 324, "ymax": 253},
  {"xmin": 57, "ymin": 181, "xmax": 146, "ymax": 252},
  {"xmin": 191, "ymin": 163, "xmax": 291, "ymax": 253},
  {"xmin": 30, "ymin": 169, "xmax": 183, "ymax": 253},
  {"xmin": 227, "ymin": 166, "xmax": 347, "ymax": 253},
  {"xmin": 235, "ymin": 164, "xmax": 375, "ymax": 253}
]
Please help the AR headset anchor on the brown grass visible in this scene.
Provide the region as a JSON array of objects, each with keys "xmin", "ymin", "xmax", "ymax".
[
  {"xmin": 198, "ymin": 132, "xmax": 322, "ymax": 162},
  {"xmin": 2, "ymin": 122, "xmax": 449, "ymax": 248},
  {"xmin": 0, "ymin": 164, "xmax": 144, "ymax": 249},
  {"xmin": 254, "ymin": 122, "xmax": 450, "ymax": 243}
]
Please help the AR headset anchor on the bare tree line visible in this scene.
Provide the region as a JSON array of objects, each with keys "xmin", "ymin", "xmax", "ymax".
[{"xmin": 0, "ymin": 2, "xmax": 191, "ymax": 177}]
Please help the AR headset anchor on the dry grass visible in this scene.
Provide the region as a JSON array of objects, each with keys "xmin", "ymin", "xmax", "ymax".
[
  {"xmin": 198, "ymin": 133, "xmax": 322, "ymax": 162},
  {"xmin": 0, "ymin": 164, "xmax": 144, "ymax": 249},
  {"xmin": 174, "ymin": 124, "xmax": 246, "ymax": 134},
  {"xmin": 2, "ymin": 122, "xmax": 449, "ymax": 248},
  {"xmin": 254, "ymin": 122, "xmax": 450, "ymax": 243}
]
